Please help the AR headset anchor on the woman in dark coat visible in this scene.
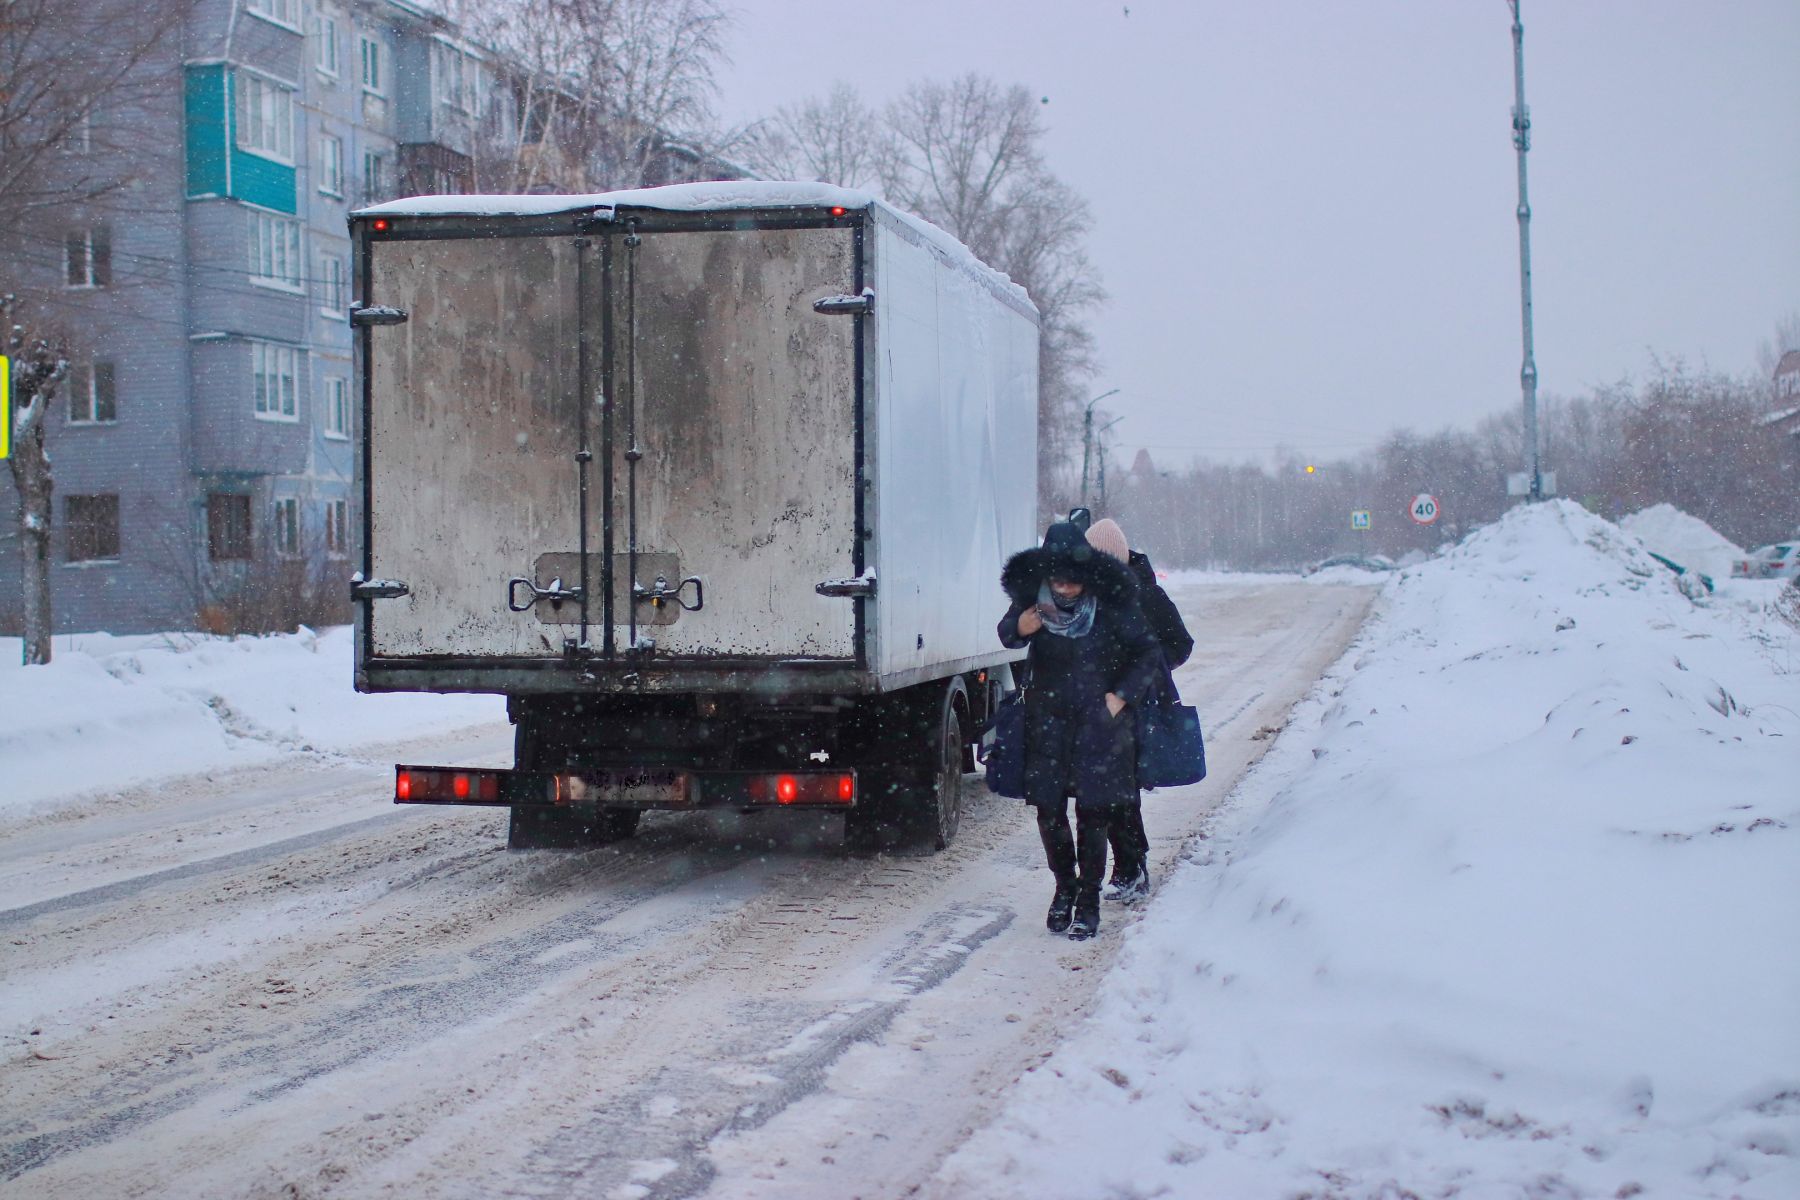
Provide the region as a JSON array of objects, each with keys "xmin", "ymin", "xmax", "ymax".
[
  {"xmin": 998, "ymin": 520, "xmax": 1163, "ymax": 940},
  {"xmin": 1084, "ymin": 518, "xmax": 1194, "ymax": 905}
]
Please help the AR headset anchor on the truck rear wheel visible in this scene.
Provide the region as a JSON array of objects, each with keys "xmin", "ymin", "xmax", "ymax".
[{"xmin": 844, "ymin": 681, "xmax": 965, "ymax": 852}]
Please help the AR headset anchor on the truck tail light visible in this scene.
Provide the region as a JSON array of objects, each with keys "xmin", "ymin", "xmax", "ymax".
[
  {"xmin": 397, "ymin": 767, "xmax": 504, "ymax": 804},
  {"xmin": 743, "ymin": 773, "xmax": 856, "ymax": 806}
]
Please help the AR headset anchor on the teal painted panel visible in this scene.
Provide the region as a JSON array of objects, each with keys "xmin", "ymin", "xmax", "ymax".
[
  {"xmin": 184, "ymin": 65, "xmax": 229, "ymax": 197},
  {"xmin": 231, "ymin": 148, "xmax": 296, "ymax": 214}
]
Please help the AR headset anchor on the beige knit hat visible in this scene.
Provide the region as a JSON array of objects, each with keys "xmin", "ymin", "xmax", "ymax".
[{"xmin": 1085, "ymin": 518, "xmax": 1130, "ymax": 564}]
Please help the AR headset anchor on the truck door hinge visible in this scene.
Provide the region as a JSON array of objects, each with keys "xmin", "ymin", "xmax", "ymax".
[
  {"xmin": 812, "ymin": 288, "xmax": 874, "ymax": 316},
  {"xmin": 350, "ymin": 575, "xmax": 410, "ymax": 601},
  {"xmin": 816, "ymin": 572, "xmax": 876, "ymax": 598},
  {"xmin": 350, "ymin": 305, "xmax": 409, "ymax": 327}
]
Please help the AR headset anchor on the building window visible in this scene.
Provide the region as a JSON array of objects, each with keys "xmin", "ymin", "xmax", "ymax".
[
  {"xmin": 252, "ymin": 341, "xmax": 300, "ymax": 420},
  {"xmin": 65, "ymin": 228, "xmax": 111, "ymax": 287},
  {"xmin": 66, "ymin": 494, "xmax": 121, "ymax": 562},
  {"xmin": 360, "ymin": 36, "xmax": 383, "ymax": 94},
  {"xmin": 317, "ymin": 253, "xmax": 346, "ymax": 315},
  {"xmin": 235, "ymin": 71, "xmax": 295, "ymax": 161},
  {"xmin": 208, "ymin": 493, "xmax": 253, "ymax": 561},
  {"xmin": 362, "ymin": 150, "xmax": 387, "ymax": 201},
  {"xmin": 323, "ymin": 376, "xmax": 350, "ymax": 438},
  {"xmin": 68, "ymin": 361, "xmax": 118, "ymax": 424},
  {"xmin": 319, "ymin": 133, "xmax": 343, "ymax": 195},
  {"xmin": 246, "ymin": 0, "xmax": 300, "ymax": 28},
  {"xmin": 61, "ymin": 111, "xmax": 93, "ymax": 154},
  {"xmin": 248, "ymin": 210, "xmax": 303, "ymax": 288},
  {"xmin": 273, "ymin": 497, "xmax": 300, "ymax": 557},
  {"xmin": 434, "ymin": 41, "xmax": 466, "ymax": 111},
  {"xmin": 314, "ymin": 14, "xmax": 340, "ymax": 77},
  {"xmin": 325, "ymin": 498, "xmax": 349, "ymax": 556}
]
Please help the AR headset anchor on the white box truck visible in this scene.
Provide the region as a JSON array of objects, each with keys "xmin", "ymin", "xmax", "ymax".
[{"xmin": 349, "ymin": 182, "xmax": 1039, "ymax": 850}]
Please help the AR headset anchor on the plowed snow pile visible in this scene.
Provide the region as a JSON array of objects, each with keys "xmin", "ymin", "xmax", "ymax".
[
  {"xmin": 0, "ymin": 626, "xmax": 502, "ymax": 819},
  {"xmin": 1620, "ymin": 502, "xmax": 1744, "ymax": 580},
  {"xmin": 941, "ymin": 500, "xmax": 1800, "ymax": 1199}
]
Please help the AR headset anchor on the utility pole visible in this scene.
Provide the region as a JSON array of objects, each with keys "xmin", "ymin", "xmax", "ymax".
[
  {"xmin": 1080, "ymin": 388, "xmax": 1119, "ymax": 507},
  {"xmin": 1094, "ymin": 415, "xmax": 1125, "ymax": 513},
  {"xmin": 1510, "ymin": 0, "xmax": 1544, "ymax": 501}
]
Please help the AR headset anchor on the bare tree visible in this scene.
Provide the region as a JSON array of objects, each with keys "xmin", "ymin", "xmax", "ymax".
[
  {"xmin": 875, "ymin": 76, "xmax": 1105, "ymax": 507},
  {"xmin": 742, "ymin": 83, "xmax": 886, "ymax": 189},
  {"xmin": 5, "ymin": 299, "xmax": 69, "ymax": 665},
  {"xmin": 1, "ymin": 0, "xmax": 190, "ymax": 662},
  {"xmin": 0, "ymin": 0, "xmax": 189, "ymax": 222},
  {"xmin": 459, "ymin": 0, "xmax": 734, "ymax": 192}
]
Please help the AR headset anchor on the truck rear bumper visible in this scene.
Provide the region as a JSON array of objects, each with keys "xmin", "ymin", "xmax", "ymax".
[{"xmin": 394, "ymin": 765, "xmax": 859, "ymax": 810}]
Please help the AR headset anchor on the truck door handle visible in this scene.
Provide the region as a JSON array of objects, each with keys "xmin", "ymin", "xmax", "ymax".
[
  {"xmin": 816, "ymin": 574, "xmax": 875, "ymax": 598},
  {"xmin": 812, "ymin": 289, "xmax": 874, "ymax": 315},
  {"xmin": 507, "ymin": 576, "xmax": 584, "ymax": 612},
  {"xmin": 634, "ymin": 574, "xmax": 704, "ymax": 612}
]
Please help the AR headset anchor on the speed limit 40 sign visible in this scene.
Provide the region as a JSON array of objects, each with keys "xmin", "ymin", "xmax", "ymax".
[{"xmin": 1410, "ymin": 494, "xmax": 1440, "ymax": 525}]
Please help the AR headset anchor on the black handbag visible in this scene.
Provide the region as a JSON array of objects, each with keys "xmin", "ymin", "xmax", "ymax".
[
  {"xmin": 1136, "ymin": 672, "xmax": 1206, "ymax": 788},
  {"xmin": 980, "ymin": 686, "xmax": 1029, "ymax": 798}
]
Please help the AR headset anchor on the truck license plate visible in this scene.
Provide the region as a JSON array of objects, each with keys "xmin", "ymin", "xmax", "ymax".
[{"xmin": 563, "ymin": 769, "xmax": 690, "ymax": 807}]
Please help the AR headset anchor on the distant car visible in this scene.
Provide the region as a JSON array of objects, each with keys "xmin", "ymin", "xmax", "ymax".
[
  {"xmin": 1302, "ymin": 553, "xmax": 1396, "ymax": 576},
  {"xmin": 1731, "ymin": 544, "xmax": 1800, "ymax": 580}
]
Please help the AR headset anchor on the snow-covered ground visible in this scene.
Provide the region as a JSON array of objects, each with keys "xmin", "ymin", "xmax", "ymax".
[
  {"xmin": 0, "ymin": 625, "xmax": 503, "ymax": 823},
  {"xmin": 1621, "ymin": 502, "xmax": 1745, "ymax": 581},
  {"xmin": 937, "ymin": 501, "xmax": 1800, "ymax": 1199}
]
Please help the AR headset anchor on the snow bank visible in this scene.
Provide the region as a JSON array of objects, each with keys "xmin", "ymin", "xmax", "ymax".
[
  {"xmin": 1621, "ymin": 503, "xmax": 1744, "ymax": 580},
  {"xmin": 0, "ymin": 626, "xmax": 503, "ymax": 821},
  {"xmin": 943, "ymin": 500, "xmax": 1800, "ymax": 1198}
]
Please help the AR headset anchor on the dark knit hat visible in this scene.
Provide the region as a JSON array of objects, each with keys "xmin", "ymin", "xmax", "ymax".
[{"xmin": 1001, "ymin": 520, "xmax": 1137, "ymax": 607}]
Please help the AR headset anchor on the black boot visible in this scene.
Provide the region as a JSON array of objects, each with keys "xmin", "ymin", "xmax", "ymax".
[
  {"xmin": 1046, "ymin": 879, "xmax": 1078, "ymax": 933},
  {"xmin": 1067, "ymin": 884, "xmax": 1100, "ymax": 940}
]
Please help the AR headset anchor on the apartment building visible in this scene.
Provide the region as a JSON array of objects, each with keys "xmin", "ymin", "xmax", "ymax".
[{"xmin": 2, "ymin": 0, "xmax": 522, "ymax": 635}]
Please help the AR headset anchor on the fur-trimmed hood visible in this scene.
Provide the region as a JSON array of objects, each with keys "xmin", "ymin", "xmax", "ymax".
[{"xmin": 1001, "ymin": 520, "xmax": 1139, "ymax": 608}]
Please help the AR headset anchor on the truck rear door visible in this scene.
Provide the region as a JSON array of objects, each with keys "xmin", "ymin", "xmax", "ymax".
[
  {"xmin": 359, "ymin": 212, "xmax": 863, "ymax": 673},
  {"xmin": 603, "ymin": 218, "xmax": 861, "ymax": 662},
  {"xmin": 363, "ymin": 233, "xmax": 586, "ymax": 661}
]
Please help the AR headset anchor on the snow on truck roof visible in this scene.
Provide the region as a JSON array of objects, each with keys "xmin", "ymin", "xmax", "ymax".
[{"xmin": 356, "ymin": 181, "xmax": 1035, "ymax": 314}]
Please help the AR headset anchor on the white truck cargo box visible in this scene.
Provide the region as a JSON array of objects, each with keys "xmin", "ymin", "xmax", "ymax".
[{"xmin": 352, "ymin": 183, "xmax": 1039, "ymax": 697}]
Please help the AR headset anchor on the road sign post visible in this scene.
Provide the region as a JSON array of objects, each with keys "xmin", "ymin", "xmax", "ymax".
[{"xmin": 1410, "ymin": 494, "xmax": 1440, "ymax": 526}]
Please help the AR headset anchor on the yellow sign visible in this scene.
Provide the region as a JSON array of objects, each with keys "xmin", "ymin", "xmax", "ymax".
[{"xmin": 0, "ymin": 353, "xmax": 10, "ymax": 460}]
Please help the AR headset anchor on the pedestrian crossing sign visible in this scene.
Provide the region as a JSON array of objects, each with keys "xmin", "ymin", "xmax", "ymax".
[
  {"xmin": 0, "ymin": 354, "xmax": 10, "ymax": 460},
  {"xmin": 1351, "ymin": 510, "xmax": 1371, "ymax": 530}
]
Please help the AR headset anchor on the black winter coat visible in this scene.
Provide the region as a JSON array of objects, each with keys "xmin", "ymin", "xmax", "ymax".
[
  {"xmin": 1129, "ymin": 550, "xmax": 1194, "ymax": 669},
  {"xmin": 998, "ymin": 525, "xmax": 1163, "ymax": 811}
]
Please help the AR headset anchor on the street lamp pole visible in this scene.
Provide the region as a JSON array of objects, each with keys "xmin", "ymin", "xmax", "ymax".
[
  {"xmin": 1095, "ymin": 414, "xmax": 1125, "ymax": 513},
  {"xmin": 1080, "ymin": 388, "xmax": 1120, "ymax": 508},
  {"xmin": 1510, "ymin": 0, "xmax": 1544, "ymax": 501}
]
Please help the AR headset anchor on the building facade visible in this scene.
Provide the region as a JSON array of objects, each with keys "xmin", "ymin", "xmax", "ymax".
[{"xmin": 4, "ymin": 0, "xmax": 722, "ymax": 635}]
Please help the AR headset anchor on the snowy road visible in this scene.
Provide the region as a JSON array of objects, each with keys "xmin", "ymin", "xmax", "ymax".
[{"xmin": 0, "ymin": 580, "xmax": 1374, "ymax": 1200}]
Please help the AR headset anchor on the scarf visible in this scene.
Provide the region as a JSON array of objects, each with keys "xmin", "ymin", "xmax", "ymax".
[{"xmin": 1036, "ymin": 581, "xmax": 1096, "ymax": 639}]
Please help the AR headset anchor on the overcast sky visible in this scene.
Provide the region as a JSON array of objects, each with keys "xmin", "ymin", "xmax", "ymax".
[{"xmin": 715, "ymin": 0, "xmax": 1800, "ymax": 469}]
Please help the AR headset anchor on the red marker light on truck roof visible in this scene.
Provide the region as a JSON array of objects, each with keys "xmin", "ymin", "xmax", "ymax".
[
  {"xmin": 453, "ymin": 773, "xmax": 471, "ymax": 800},
  {"xmin": 372, "ymin": 218, "xmax": 390, "ymax": 231},
  {"xmin": 396, "ymin": 770, "xmax": 412, "ymax": 801},
  {"xmin": 830, "ymin": 206, "xmax": 847, "ymax": 217},
  {"xmin": 838, "ymin": 775, "xmax": 855, "ymax": 802},
  {"xmin": 776, "ymin": 775, "xmax": 799, "ymax": 804}
]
